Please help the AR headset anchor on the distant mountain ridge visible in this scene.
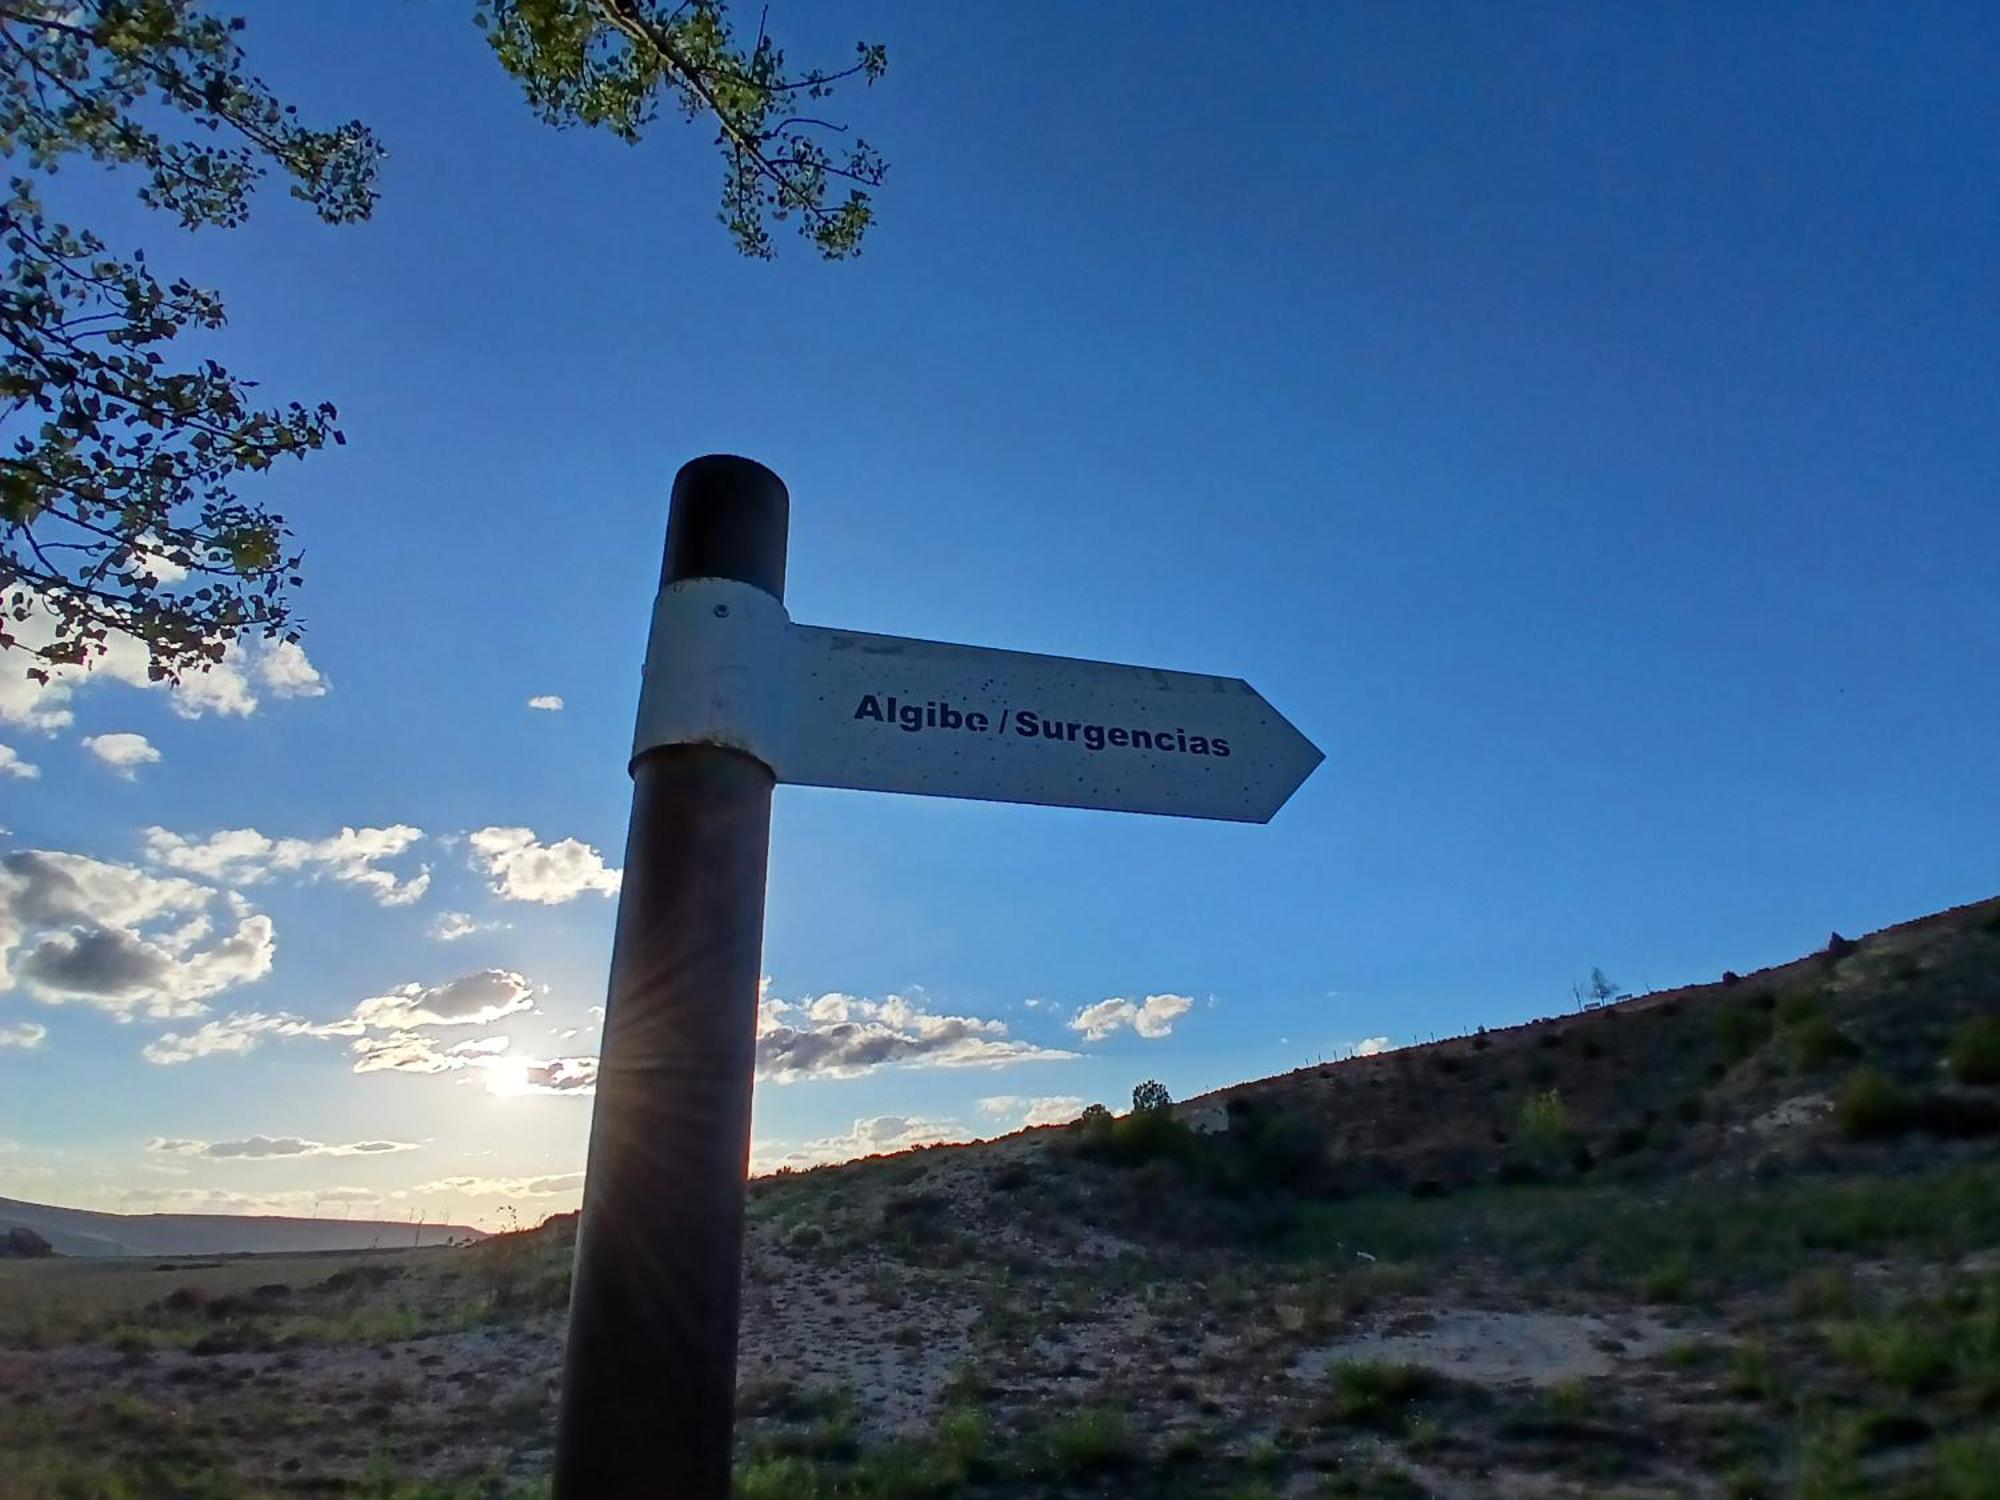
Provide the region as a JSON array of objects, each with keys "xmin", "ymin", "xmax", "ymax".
[{"xmin": 0, "ymin": 1195, "xmax": 485, "ymax": 1257}]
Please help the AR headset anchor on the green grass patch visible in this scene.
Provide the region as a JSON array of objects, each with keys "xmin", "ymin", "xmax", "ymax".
[
  {"xmin": 1281, "ymin": 1160, "xmax": 2000, "ymax": 1300},
  {"xmin": 1834, "ymin": 1066, "xmax": 1913, "ymax": 1140},
  {"xmin": 1788, "ymin": 1014, "xmax": 1862, "ymax": 1071},
  {"xmin": 1948, "ymin": 1018, "xmax": 2000, "ymax": 1088},
  {"xmin": 1032, "ymin": 1406, "xmax": 1134, "ymax": 1478},
  {"xmin": 1321, "ymin": 1359, "xmax": 1440, "ymax": 1429}
]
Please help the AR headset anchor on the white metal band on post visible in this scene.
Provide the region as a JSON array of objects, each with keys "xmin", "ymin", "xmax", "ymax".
[{"xmin": 631, "ymin": 576, "xmax": 792, "ymax": 773}]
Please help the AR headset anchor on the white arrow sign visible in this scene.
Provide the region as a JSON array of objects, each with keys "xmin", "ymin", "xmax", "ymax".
[{"xmin": 633, "ymin": 578, "xmax": 1322, "ymax": 823}]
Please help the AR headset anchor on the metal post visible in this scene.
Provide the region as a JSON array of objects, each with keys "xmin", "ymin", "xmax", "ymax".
[{"xmin": 553, "ymin": 455, "xmax": 790, "ymax": 1499}]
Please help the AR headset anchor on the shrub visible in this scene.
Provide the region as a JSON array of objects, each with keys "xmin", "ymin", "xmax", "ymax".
[
  {"xmin": 1791, "ymin": 1268, "xmax": 1860, "ymax": 1319},
  {"xmin": 1640, "ymin": 1255, "xmax": 1693, "ymax": 1303},
  {"xmin": 1323, "ymin": 1359, "xmax": 1437, "ymax": 1428},
  {"xmin": 1231, "ymin": 1105, "xmax": 1326, "ymax": 1189},
  {"xmin": 1777, "ymin": 988, "xmax": 1826, "ymax": 1026},
  {"xmin": 1823, "ymin": 1316, "xmax": 1953, "ymax": 1392},
  {"xmin": 1789, "ymin": 1014, "xmax": 1861, "ymax": 1071},
  {"xmin": 1714, "ymin": 1004, "xmax": 1774, "ymax": 1065},
  {"xmin": 988, "ymin": 1162, "xmax": 1033, "ymax": 1192},
  {"xmin": 1935, "ymin": 1425, "xmax": 2000, "ymax": 1500},
  {"xmin": 1040, "ymin": 1407, "xmax": 1132, "ymax": 1477},
  {"xmin": 1516, "ymin": 1089, "xmax": 1571, "ymax": 1162},
  {"xmin": 1132, "ymin": 1079, "xmax": 1172, "ymax": 1113},
  {"xmin": 1794, "ymin": 1419, "xmax": 1865, "ymax": 1500},
  {"xmin": 1834, "ymin": 1067, "xmax": 1912, "ymax": 1141},
  {"xmin": 1948, "ymin": 1018, "xmax": 2000, "ymax": 1087},
  {"xmin": 1726, "ymin": 1339, "xmax": 1781, "ymax": 1401},
  {"xmin": 1075, "ymin": 1100, "xmax": 1194, "ymax": 1168},
  {"xmin": 934, "ymin": 1404, "xmax": 986, "ymax": 1470},
  {"xmin": 737, "ymin": 1455, "xmax": 821, "ymax": 1499},
  {"xmin": 1111, "ymin": 1106, "xmax": 1194, "ymax": 1164}
]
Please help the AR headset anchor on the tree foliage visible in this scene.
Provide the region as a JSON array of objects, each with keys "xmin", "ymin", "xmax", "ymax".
[
  {"xmin": 0, "ymin": 0, "xmax": 382, "ymax": 683},
  {"xmin": 1131, "ymin": 1079, "xmax": 1171, "ymax": 1114},
  {"xmin": 1, "ymin": 0, "xmax": 887, "ymax": 685},
  {"xmin": 476, "ymin": 0, "xmax": 888, "ymax": 259}
]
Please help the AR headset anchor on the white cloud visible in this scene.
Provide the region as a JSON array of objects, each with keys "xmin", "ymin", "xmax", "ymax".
[
  {"xmin": 174, "ymin": 960, "xmax": 582, "ymax": 1100},
  {"xmin": 413, "ymin": 1171, "xmax": 583, "ymax": 1199},
  {"xmin": 494, "ymin": 1054, "xmax": 598, "ymax": 1095},
  {"xmin": 0, "ymin": 612, "xmax": 327, "ymax": 733},
  {"xmin": 147, "ymin": 1135, "xmax": 418, "ymax": 1159},
  {"xmin": 141, "ymin": 1009, "xmax": 362, "ymax": 1065},
  {"xmin": 426, "ymin": 910, "xmax": 499, "ymax": 942},
  {"xmin": 1068, "ymin": 993, "xmax": 1196, "ymax": 1042},
  {"xmin": 349, "ymin": 1031, "xmax": 594, "ymax": 1099},
  {"xmin": 978, "ymin": 1095, "xmax": 1087, "ymax": 1128},
  {"xmin": 0, "ymin": 850, "xmax": 274, "ymax": 1018},
  {"xmin": 256, "ymin": 640, "xmax": 326, "ymax": 699},
  {"xmin": 526, "ymin": 695, "xmax": 564, "ymax": 712},
  {"xmin": 756, "ymin": 990, "xmax": 1078, "ymax": 1082},
  {"xmin": 754, "ymin": 1116, "xmax": 969, "ymax": 1175},
  {"xmin": 1349, "ymin": 1036, "xmax": 1392, "ymax": 1058},
  {"xmin": 81, "ymin": 732, "xmax": 161, "ymax": 779},
  {"xmin": 0, "ymin": 1020, "xmax": 46, "ymax": 1048},
  {"xmin": 467, "ymin": 826, "xmax": 620, "ymax": 904},
  {"xmin": 0, "ymin": 745, "xmax": 36, "ymax": 780},
  {"xmin": 144, "ymin": 825, "xmax": 430, "ymax": 907},
  {"xmin": 353, "ymin": 969, "xmax": 534, "ymax": 1030},
  {"xmin": 351, "ymin": 1031, "xmax": 510, "ymax": 1076}
]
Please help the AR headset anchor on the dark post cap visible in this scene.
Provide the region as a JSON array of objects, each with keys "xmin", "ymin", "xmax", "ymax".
[{"xmin": 661, "ymin": 455, "xmax": 789, "ymax": 601}]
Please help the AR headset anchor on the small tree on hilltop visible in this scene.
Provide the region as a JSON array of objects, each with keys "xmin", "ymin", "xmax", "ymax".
[
  {"xmin": 1572, "ymin": 968, "xmax": 1624, "ymax": 1012},
  {"xmin": 1132, "ymin": 1080, "xmax": 1171, "ymax": 1114}
]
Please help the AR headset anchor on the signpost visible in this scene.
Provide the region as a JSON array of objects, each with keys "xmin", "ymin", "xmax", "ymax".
[{"xmin": 553, "ymin": 456, "xmax": 1321, "ymax": 1497}]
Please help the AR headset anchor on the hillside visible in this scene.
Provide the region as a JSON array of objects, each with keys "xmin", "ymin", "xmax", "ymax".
[
  {"xmin": 1170, "ymin": 893, "xmax": 2000, "ymax": 1197},
  {"xmin": 0, "ymin": 1195, "xmax": 485, "ymax": 1257},
  {"xmin": 0, "ymin": 893, "xmax": 1995, "ymax": 1497}
]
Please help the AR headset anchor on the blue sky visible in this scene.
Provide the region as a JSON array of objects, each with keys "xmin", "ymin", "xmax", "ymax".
[{"xmin": 2, "ymin": 2, "xmax": 1995, "ymax": 1227}]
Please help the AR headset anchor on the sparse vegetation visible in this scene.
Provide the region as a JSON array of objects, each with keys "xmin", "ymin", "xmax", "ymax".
[
  {"xmin": 1714, "ymin": 1001, "xmax": 1775, "ymax": 1064},
  {"xmin": 1835, "ymin": 1065, "xmax": 1914, "ymax": 1140},
  {"xmin": 1035, "ymin": 1406, "xmax": 1133, "ymax": 1478},
  {"xmin": 1321, "ymin": 1359, "xmax": 1439, "ymax": 1429},
  {"xmin": 5, "ymin": 897, "xmax": 1998, "ymax": 1497},
  {"xmin": 1514, "ymin": 1088, "xmax": 1572, "ymax": 1165},
  {"xmin": 1788, "ymin": 1012, "xmax": 1862, "ymax": 1071},
  {"xmin": 1948, "ymin": 1017, "xmax": 2000, "ymax": 1087}
]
